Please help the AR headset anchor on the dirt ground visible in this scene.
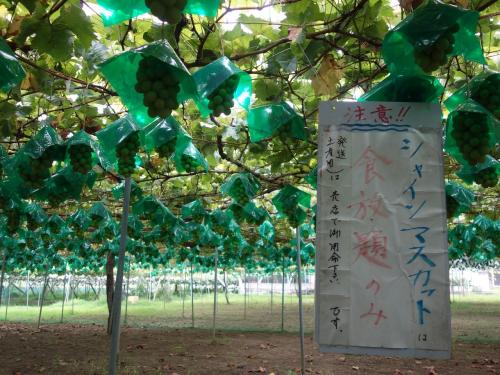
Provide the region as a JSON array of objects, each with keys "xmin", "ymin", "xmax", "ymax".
[{"xmin": 0, "ymin": 323, "xmax": 499, "ymax": 375}]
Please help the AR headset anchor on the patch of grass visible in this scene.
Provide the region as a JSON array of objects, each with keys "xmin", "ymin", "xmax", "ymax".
[{"xmin": 3, "ymin": 293, "xmax": 499, "ymax": 343}]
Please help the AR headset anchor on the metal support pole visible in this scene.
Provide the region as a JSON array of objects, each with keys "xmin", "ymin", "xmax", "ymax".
[
  {"xmin": 0, "ymin": 252, "xmax": 6, "ymax": 308},
  {"xmin": 124, "ymin": 258, "xmax": 130, "ymax": 325},
  {"xmin": 296, "ymin": 228, "xmax": 305, "ymax": 375},
  {"xmin": 190, "ymin": 263, "xmax": 194, "ymax": 328},
  {"xmin": 212, "ymin": 248, "xmax": 219, "ymax": 341},
  {"xmin": 281, "ymin": 257, "xmax": 285, "ymax": 332},
  {"xmin": 4, "ymin": 276, "xmax": 11, "ymax": 321},
  {"xmin": 108, "ymin": 177, "xmax": 132, "ymax": 375},
  {"xmin": 243, "ymin": 267, "xmax": 247, "ymax": 320},
  {"xmin": 26, "ymin": 271, "xmax": 30, "ymax": 309},
  {"xmin": 271, "ymin": 272, "xmax": 274, "ymax": 314},
  {"xmin": 182, "ymin": 265, "xmax": 186, "ymax": 318}
]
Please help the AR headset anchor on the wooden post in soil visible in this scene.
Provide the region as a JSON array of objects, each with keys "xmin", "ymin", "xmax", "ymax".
[
  {"xmin": 108, "ymin": 177, "xmax": 132, "ymax": 375},
  {"xmin": 190, "ymin": 262, "xmax": 194, "ymax": 328},
  {"xmin": 212, "ymin": 247, "xmax": 219, "ymax": 341},
  {"xmin": 60, "ymin": 271, "xmax": 68, "ymax": 323},
  {"xmin": 296, "ymin": 228, "xmax": 305, "ymax": 375},
  {"xmin": 37, "ymin": 269, "xmax": 50, "ymax": 329}
]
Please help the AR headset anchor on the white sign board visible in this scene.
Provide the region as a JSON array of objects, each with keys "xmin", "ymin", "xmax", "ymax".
[{"xmin": 315, "ymin": 101, "xmax": 451, "ymax": 359}]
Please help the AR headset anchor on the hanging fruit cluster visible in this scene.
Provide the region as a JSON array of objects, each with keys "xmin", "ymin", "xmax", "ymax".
[
  {"xmin": 145, "ymin": 0, "xmax": 187, "ymax": 24},
  {"xmin": 116, "ymin": 132, "xmax": 140, "ymax": 177},
  {"xmin": 135, "ymin": 56, "xmax": 180, "ymax": 119},
  {"xmin": 414, "ymin": 24, "xmax": 458, "ymax": 73},
  {"xmin": 69, "ymin": 144, "xmax": 93, "ymax": 174},
  {"xmin": 450, "ymin": 111, "xmax": 490, "ymax": 166},
  {"xmin": 471, "ymin": 74, "xmax": 500, "ymax": 119},
  {"xmin": 283, "ymin": 204, "xmax": 301, "ymax": 228},
  {"xmin": 208, "ymin": 75, "xmax": 239, "ymax": 117},
  {"xmin": 474, "ymin": 167, "xmax": 498, "ymax": 188},
  {"xmin": 446, "ymin": 194, "xmax": 459, "ymax": 219},
  {"xmin": 6, "ymin": 208, "xmax": 21, "ymax": 234},
  {"xmin": 157, "ymin": 137, "xmax": 177, "ymax": 158},
  {"xmin": 19, "ymin": 155, "xmax": 52, "ymax": 187},
  {"xmin": 229, "ymin": 179, "xmax": 250, "ymax": 205},
  {"xmin": 181, "ymin": 154, "xmax": 202, "ymax": 173}
]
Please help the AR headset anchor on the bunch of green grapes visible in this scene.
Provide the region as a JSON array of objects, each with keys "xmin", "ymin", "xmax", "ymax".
[
  {"xmin": 450, "ymin": 111, "xmax": 491, "ymax": 166},
  {"xmin": 474, "ymin": 167, "xmax": 498, "ymax": 188},
  {"xmin": 6, "ymin": 209, "xmax": 21, "ymax": 234},
  {"xmin": 282, "ymin": 204, "xmax": 301, "ymax": 228},
  {"xmin": 19, "ymin": 154, "xmax": 52, "ymax": 188},
  {"xmin": 229, "ymin": 179, "xmax": 250, "ymax": 205},
  {"xmin": 69, "ymin": 144, "xmax": 93, "ymax": 174},
  {"xmin": 157, "ymin": 137, "xmax": 177, "ymax": 158},
  {"xmin": 181, "ymin": 154, "xmax": 203, "ymax": 173},
  {"xmin": 414, "ymin": 23, "xmax": 458, "ymax": 73},
  {"xmin": 471, "ymin": 74, "xmax": 500, "ymax": 120},
  {"xmin": 116, "ymin": 132, "xmax": 140, "ymax": 177},
  {"xmin": 276, "ymin": 121, "xmax": 294, "ymax": 140},
  {"xmin": 208, "ymin": 75, "xmax": 240, "ymax": 117},
  {"xmin": 135, "ymin": 56, "xmax": 180, "ymax": 119},
  {"xmin": 446, "ymin": 194, "xmax": 459, "ymax": 219},
  {"xmin": 145, "ymin": 0, "xmax": 187, "ymax": 24}
]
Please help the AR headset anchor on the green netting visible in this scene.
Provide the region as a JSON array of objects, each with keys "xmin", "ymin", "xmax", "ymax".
[
  {"xmin": 445, "ymin": 70, "xmax": 500, "ymax": 120},
  {"xmin": 305, "ymin": 166, "xmax": 317, "ymax": 189},
  {"xmin": 0, "ymin": 37, "xmax": 25, "ymax": 91},
  {"xmin": 445, "ymin": 181, "xmax": 475, "ymax": 219},
  {"xmin": 272, "ymin": 185, "xmax": 311, "ymax": 228},
  {"xmin": 247, "ymin": 102, "xmax": 306, "ymax": 142},
  {"xmin": 181, "ymin": 199, "xmax": 206, "ymax": 223},
  {"xmin": 193, "ymin": 56, "xmax": 252, "ymax": 118},
  {"xmin": 97, "ymin": 0, "xmax": 220, "ymax": 26},
  {"xmin": 142, "ymin": 117, "xmax": 190, "ymax": 159},
  {"xmin": 445, "ymin": 101, "xmax": 497, "ymax": 167},
  {"xmin": 359, "ymin": 74, "xmax": 444, "ymax": 103},
  {"xmin": 23, "ymin": 123, "xmax": 66, "ymax": 161},
  {"xmin": 173, "ymin": 138, "xmax": 208, "ymax": 173},
  {"xmin": 382, "ymin": 0, "xmax": 485, "ymax": 75},
  {"xmin": 220, "ymin": 172, "xmax": 260, "ymax": 206},
  {"xmin": 66, "ymin": 130, "xmax": 112, "ymax": 173},
  {"xmin": 99, "ymin": 41, "xmax": 197, "ymax": 125},
  {"xmin": 457, "ymin": 155, "xmax": 499, "ymax": 188}
]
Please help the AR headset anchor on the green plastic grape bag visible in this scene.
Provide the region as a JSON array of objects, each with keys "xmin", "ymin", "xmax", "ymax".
[
  {"xmin": 68, "ymin": 209, "xmax": 91, "ymax": 233},
  {"xmin": 0, "ymin": 37, "xmax": 25, "ymax": 92},
  {"xmin": 24, "ymin": 202, "xmax": 48, "ymax": 230},
  {"xmin": 66, "ymin": 131, "xmax": 112, "ymax": 174},
  {"xmin": 259, "ymin": 220, "xmax": 275, "ymax": 243},
  {"xmin": 247, "ymin": 102, "xmax": 306, "ymax": 142},
  {"xmin": 96, "ymin": 115, "xmax": 142, "ymax": 177},
  {"xmin": 242, "ymin": 202, "xmax": 270, "ymax": 226},
  {"xmin": 272, "ymin": 185, "xmax": 311, "ymax": 228},
  {"xmin": 88, "ymin": 202, "xmax": 113, "ymax": 226},
  {"xmin": 445, "ymin": 181, "xmax": 475, "ymax": 219},
  {"xmin": 45, "ymin": 215, "xmax": 66, "ymax": 234},
  {"xmin": 220, "ymin": 172, "xmax": 260, "ymax": 206},
  {"xmin": 193, "ymin": 56, "xmax": 252, "ymax": 118},
  {"xmin": 98, "ymin": 0, "xmax": 220, "ymax": 26},
  {"xmin": 382, "ymin": 0, "xmax": 485, "ymax": 75},
  {"xmin": 142, "ymin": 117, "xmax": 190, "ymax": 159},
  {"xmin": 173, "ymin": 138, "xmax": 208, "ymax": 173},
  {"xmin": 445, "ymin": 70, "xmax": 500, "ymax": 120},
  {"xmin": 359, "ymin": 74, "xmax": 444, "ymax": 103},
  {"xmin": 305, "ymin": 166, "xmax": 317, "ymax": 189},
  {"xmin": 457, "ymin": 155, "xmax": 499, "ymax": 188},
  {"xmin": 445, "ymin": 101, "xmax": 497, "ymax": 167},
  {"xmin": 99, "ymin": 41, "xmax": 197, "ymax": 125},
  {"xmin": 181, "ymin": 199, "xmax": 206, "ymax": 222},
  {"xmin": 210, "ymin": 209, "xmax": 232, "ymax": 235}
]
